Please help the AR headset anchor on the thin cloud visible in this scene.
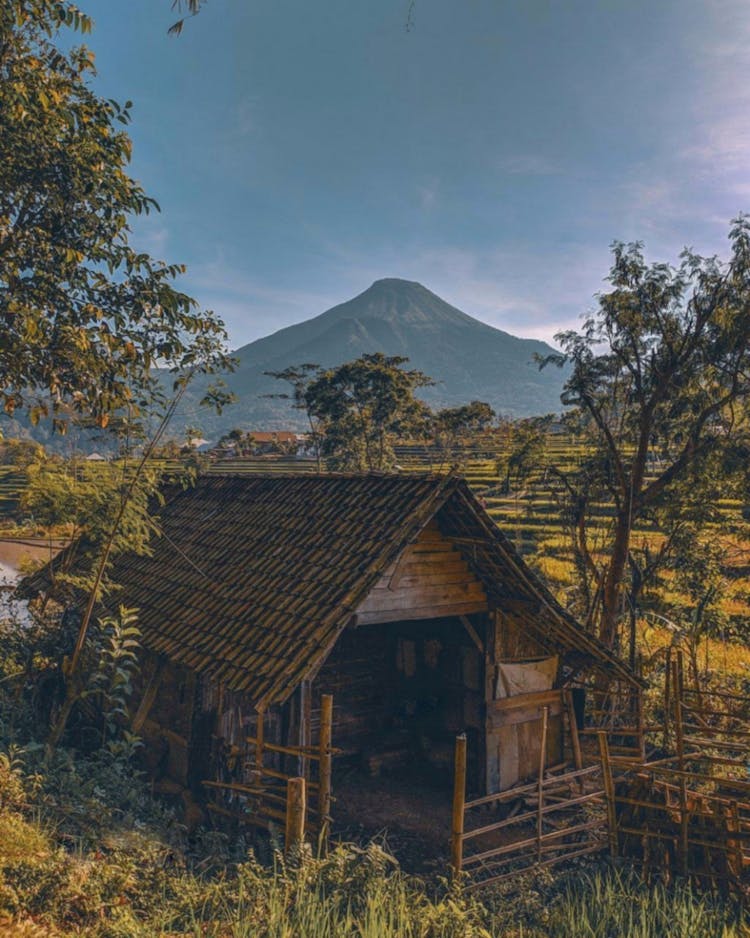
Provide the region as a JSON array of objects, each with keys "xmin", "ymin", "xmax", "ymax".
[{"xmin": 496, "ymin": 154, "xmax": 562, "ymax": 176}]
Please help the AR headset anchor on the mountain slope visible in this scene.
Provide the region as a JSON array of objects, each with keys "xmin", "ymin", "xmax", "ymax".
[{"xmin": 180, "ymin": 279, "xmax": 568, "ymax": 435}]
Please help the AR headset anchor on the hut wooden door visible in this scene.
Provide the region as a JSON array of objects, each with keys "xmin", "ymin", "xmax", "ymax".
[
  {"xmin": 485, "ymin": 688, "xmax": 564, "ymax": 791},
  {"xmin": 484, "ymin": 613, "xmax": 564, "ymax": 793}
]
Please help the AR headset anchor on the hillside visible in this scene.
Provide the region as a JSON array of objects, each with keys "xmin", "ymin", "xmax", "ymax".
[{"xmin": 178, "ymin": 278, "xmax": 568, "ymax": 436}]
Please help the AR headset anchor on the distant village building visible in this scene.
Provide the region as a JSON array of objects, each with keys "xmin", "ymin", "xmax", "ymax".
[
  {"xmin": 185, "ymin": 437, "xmax": 211, "ymax": 451},
  {"xmin": 213, "ymin": 431, "xmax": 308, "ymax": 459}
]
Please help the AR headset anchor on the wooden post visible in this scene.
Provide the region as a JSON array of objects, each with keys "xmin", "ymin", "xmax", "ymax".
[
  {"xmin": 635, "ymin": 665, "xmax": 646, "ymax": 762},
  {"xmin": 537, "ymin": 705, "xmax": 549, "ymax": 861},
  {"xmin": 318, "ymin": 693, "xmax": 333, "ymax": 848},
  {"xmin": 675, "ymin": 648, "xmax": 685, "ymax": 703},
  {"xmin": 672, "ymin": 658, "xmax": 685, "ymax": 771},
  {"xmin": 299, "ymin": 680, "xmax": 311, "ymax": 780},
  {"xmin": 253, "ymin": 706, "xmax": 265, "ymax": 785},
  {"xmin": 285, "ymin": 776, "xmax": 306, "ymax": 855},
  {"xmin": 728, "ymin": 800, "xmax": 742, "ymax": 882},
  {"xmin": 483, "ymin": 611, "xmax": 498, "ymax": 794},
  {"xmin": 451, "ymin": 733, "xmax": 467, "ymax": 880},
  {"xmin": 671, "ymin": 658, "xmax": 689, "ymax": 875},
  {"xmin": 564, "ymin": 690, "xmax": 583, "ymax": 779},
  {"xmin": 598, "ymin": 731, "xmax": 618, "ymax": 858},
  {"xmin": 663, "ymin": 646, "xmax": 672, "ymax": 752}
]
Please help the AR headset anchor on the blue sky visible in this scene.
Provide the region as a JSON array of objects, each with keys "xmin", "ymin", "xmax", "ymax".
[{"xmin": 83, "ymin": 0, "xmax": 749, "ymax": 348}]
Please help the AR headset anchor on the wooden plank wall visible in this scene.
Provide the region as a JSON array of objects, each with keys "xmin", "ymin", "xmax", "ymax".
[
  {"xmin": 355, "ymin": 519, "xmax": 488, "ymax": 625},
  {"xmin": 312, "ymin": 626, "xmax": 390, "ymax": 751}
]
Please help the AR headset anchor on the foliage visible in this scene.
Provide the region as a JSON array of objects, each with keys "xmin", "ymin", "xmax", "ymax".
[
  {"xmin": 84, "ymin": 606, "xmax": 142, "ymax": 745},
  {"xmin": 0, "ymin": 439, "xmax": 44, "ymax": 469},
  {"xmin": 0, "ymin": 0, "xmax": 231, "ymax": 433},
  {"xmin": 495, "ymin": 416, "xmax": 552, "ymax": 494},
  {"xmin": 304, "ymin": 353, "xmax": 433, "ymax": 471},
  {"xmin": 433, "ymin": 401, "xmax": 496, "ymax": 467},
  {"xmin": 20, "ymin": 457, "xmax": 162, "ymax": 598},
  {"xmin": 264, "ymin": 363, "xmax": 324, "ymax": 469},
  {"xmin": 542, "ymin": 219, "xmax": 750, "ymax": 646}
]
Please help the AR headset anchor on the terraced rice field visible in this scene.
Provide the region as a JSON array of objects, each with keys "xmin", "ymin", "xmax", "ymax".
[
  {"xmin": 0, "ymin": 466, "xmax": 25, "ymax": 515},
  {"xmin": 3, "ymin": 433, "xmax": 749, "ymax": 623}
]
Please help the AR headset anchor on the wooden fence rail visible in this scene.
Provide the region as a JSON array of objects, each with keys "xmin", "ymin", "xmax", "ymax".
[
  {"xmin": 203, "ymin": 693, "xmax": 335, "ymax": 847},
  {"xmin": 452, "ymin": 733, "xmax": 607, "ymax": 889}
]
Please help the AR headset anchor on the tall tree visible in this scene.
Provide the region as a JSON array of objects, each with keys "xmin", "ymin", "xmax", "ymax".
[
  {"xmin": 544, "ymin": 219, "xmax": 750, "ymax": 648},
  {"xmin": 496, "ymin": 415, "xmax": 553, "ymax": 494},
  {"xmin": 264, "ymin": 363, "xmax": 323, "ymax": 470},
  {"xmin": 304, "ymin": 353, "xmax": 433, "ymax": 471},
  {"xmin": 433, "ymin": 400, "xmax": 495, "ymax": 467},
  {"xmin": 1, "ymin": 1, "xmax": 231, "ymax": 434}
]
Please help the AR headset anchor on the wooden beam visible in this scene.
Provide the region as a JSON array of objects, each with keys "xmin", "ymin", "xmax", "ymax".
[
  {"xmin": 451, "ymin": 734, "xmax": 467, "ymax": 878},
  {"xmin": 536, "ymin": 705, "xmax": 549, "ymax": 861},
  {"xmin": 359, "ymin": 582, "xmax": 487, "ymax": 614},
  {"xmin": 131, "ymin": 657, "xmax": 166, "ymax": 733},
  {"xmin": 299, "ymin": 680, "xmax": 311, "ymax": 780},
  {"xmin": 356, "ymin": 600, "xmax": 487, "ymax": 627},
  {"xmin": 459, "ymin": 615, "xmax": 483, "ymax": 653},
  {"xmin": 564, "ymin": 689, "xmax": 583, "ymax": 781}
]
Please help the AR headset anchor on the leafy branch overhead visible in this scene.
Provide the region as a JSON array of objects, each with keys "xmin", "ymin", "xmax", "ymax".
[{"xmin": 0, "ymin": 1, "xmax": 232, "ymax": 432}]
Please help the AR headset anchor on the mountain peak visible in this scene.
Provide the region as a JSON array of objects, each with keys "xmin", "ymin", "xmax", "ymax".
[
  {"xmin": 367, "ymin": 277, "xmax": 424, "ymax": 289},
  {"xmin": 330, "ymin": 277, "xmax": 478, "ymax": 328},
  {"xmin": 185, "ymin": 279, "xmax": 567, "ymax": 435}
]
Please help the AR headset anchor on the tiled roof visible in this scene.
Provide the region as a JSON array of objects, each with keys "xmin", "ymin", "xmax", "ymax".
[{"xmin": 21, "ymin": 474, "xmax": 637, "ymax": 705}]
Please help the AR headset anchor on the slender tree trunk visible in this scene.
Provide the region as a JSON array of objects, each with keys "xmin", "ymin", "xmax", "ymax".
[
  {"xmin": 599, "ymin": 509, "xmax": 632, "ymax": 648},
  {"xmin": 45, "ymin": 387, "xmax": 186, "ymax": 754}
]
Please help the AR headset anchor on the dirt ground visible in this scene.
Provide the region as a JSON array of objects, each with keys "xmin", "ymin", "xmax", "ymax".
[{"xmin": 332, "ymin": 768, "xmax": 453, "ymax": 872}]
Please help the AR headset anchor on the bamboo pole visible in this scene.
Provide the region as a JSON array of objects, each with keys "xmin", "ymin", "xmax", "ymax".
[
  {"xmin": 636, "ymin": 656, "xmax": 646, "ymax": 761},
  {"xmin": 664, "ymin": 646, "xmax": 672, "ymax": 752},
  {"xmin": 728, "ymin": 801, "xmax": 742, "ymax": 881},
  {"xmin": 537, "ymin": 705, "xmax": 549, "ymax": 862},
  {"xmin": 598, "ymin": 731, "xmax": 618, "ymax": 858},
  {"xmin": 253, "ymin": 707, "xmax": 265, "ymax": 786},
  {"xmin": 300, "ymin": 680, "xmax": 311, "ymax": 781},
  {"xmin": 675, "ymin": 649, "xmax": 685, "ymax": 706},
  {"xmin": 564, "ymin": 690, "xmax": 583, "ymax": 789},
  {"xmin": 318, "ymin": 693, "xmax": 333, "ymax": 848},
  {"xmin": 285, "ymin": 777, "xmax": 306, "ymax": 855},
  {"xmin": 671, "ymin": 657, "xmax": 689, "ymax": 876},
  {"xmin": 451, "ymin": 734, "xmax": 467, "ymax": 880},
  {"xmin": 245, "ymin": 737, "xmax": 327, "ymax": 760}
]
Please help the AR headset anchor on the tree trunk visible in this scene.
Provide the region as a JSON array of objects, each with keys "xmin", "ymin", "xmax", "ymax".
[{"xmin": 599, "ymin": 510, "xmax": 632, "ymax": 648}]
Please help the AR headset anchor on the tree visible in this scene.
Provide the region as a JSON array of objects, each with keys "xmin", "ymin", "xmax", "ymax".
[
  {"xmin": 21, "ymin": 455, "xmax": 162, "ymax": 598},
  {"xmin": 496, "ymin": 415, "xmax": 552, "ymax": 494},
  {"xmin": 543, "ymin": 218, "xmax": 750, "ymax": 648},
  {"xmin": 303, "ymin": 353, "xmax": 433, "ymax": 471},
  {"xmin": 264, "ymin": 364, "xmax": 323, "ymax": 470},
  {"xmin": 1, "ymin": 1, "xmax": 231, "ymax": 434},
  {"xmin": 433, "ymin": 400, "xmax": 495, "ymax": 467}
]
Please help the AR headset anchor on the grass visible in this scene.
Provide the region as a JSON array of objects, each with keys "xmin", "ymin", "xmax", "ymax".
[
  {"xmin": 0, "ymin": 804, "xmax": 747, "ymax": 937},
  {"xmin": 537, "ymin": 869, "xmax": 749, "ymax": 938}
]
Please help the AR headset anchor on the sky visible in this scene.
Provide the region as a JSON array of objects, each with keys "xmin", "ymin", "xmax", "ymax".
[{"xmin": 81, "ymin": 0, "xmax": 750, "ymax": 349}]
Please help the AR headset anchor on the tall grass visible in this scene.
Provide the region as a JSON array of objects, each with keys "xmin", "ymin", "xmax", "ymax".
[{"xmin": 538, "ymin": 869, "xmax": 747, "ymax": 938}]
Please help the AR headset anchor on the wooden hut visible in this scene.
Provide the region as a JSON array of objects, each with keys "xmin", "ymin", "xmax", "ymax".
[{"xmin": 24, "ymin": 474, "xmax": 637, "ymax": 838}]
